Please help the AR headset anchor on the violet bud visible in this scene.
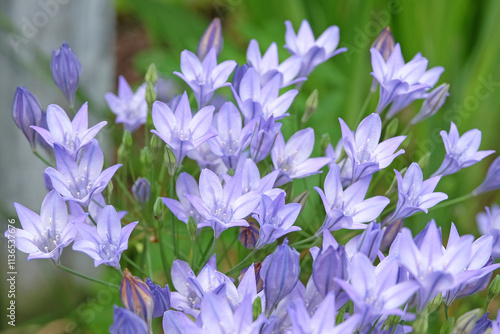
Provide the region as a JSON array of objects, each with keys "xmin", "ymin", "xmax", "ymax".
[
  {"xmin": 12, "ymin": 86, "xmax": 43, "ymax": 150},
  {"xmin": 312, "ymin": 245, "xmax": 349, "ymax": 297},
  {"xmin": 164, "ymin": 146, "xmax": 177, "ymax": 177},
  {"xmin": 145, "ymin": 278, "xmax": 170, "ymax": 318},
  {"xmin": 50, "ymin": 42, "xmax": 82, "ymax": 107},
  {"xmin": 132, "ymin": 178, "xmax": 151, "ymax": 204},
  {"xmin": 140, "ymin": 147, "xmax": 153, "ymax": 174},
  {"xmin": 261, "ymin": 239, "xmax": 300, "ymax": 314},
  {"xmin": 120, "ymin": 268, "xmax": 154, "ymax": 332},
  {"xmin": 301, "ymin": 89, "xmax": 318, "ymax": 126},
  {"xmin": 372, "ymin": 27, "xmax": 395, "ymax": 61},
  {"xmin": 239, "ymin": 220, "xmax": 260, "ymax": 249},
  {"xmin": 380, "ymin": 218, "xmax": 404, "ymax": 251},
  {"xmin": 411, "ymin": 83, "xmax": 450, "ymax": 125},
  {"xmin": 197, "ymin": 18, "xmax": 223, "ymax": 61},
  {"xmin": 109, "ymin": 306, "xmax": 148, "ymax": 334}
]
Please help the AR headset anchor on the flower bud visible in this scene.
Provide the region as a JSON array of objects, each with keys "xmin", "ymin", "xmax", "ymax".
[
  {"xmin": 140, "ymin": 147, "xmax": 153, "ymax": 174},
  {"xmin": 313, "ymin": 245, "xmax": 349, "ymax": 297},
  {"xmin": 187, "ymin": 216, "xmax": 198, "ymax": 241},
  {"xmin": 50, "ymin": 42, "xmax": 82, "ymax": 106},
  {"xmin": 301, "ymin": 89, "xmax": 318, "ymax": 126},
  {"xmin": 261, "ymin": 239, "xmax": 300, "ymax": 314},
  {"xmin": 372, "ymin": 27, "xmax": 395, "ymax": 62},
  {"xmin": 120, "ymin": 269, "xmax": 154, "ymax": 332},
  {"xmin": 132, "ymin": 178, "xmax": 151, "ymax": 204},
  {"xmin": 145, "ymin": 63, "xmax": 158, "ymax": 86},
  {"xmin": 487, "ymin": 275, "xmax": 500, "ymax": 307},
  {"xmin": 320, "ymin": 133, "xmax": 331, "ymax": 156},
  {"xmin": 252, "ymin": 296, "xmax": 262, "ymax": 321},
  {"xmin": 427, "ymin": 293, "xmax": 442, "ymax": 314},
  {"xmin": 197, "ymin": 18, "xmax": 223, "ymax": 61},
  {"xmin": 380, "ymin": 218, "xmax": 403, "ymax": 251},
  {"xmin": 239, "ymin": 220, "xmax": 259, "ymax": 249},
  {"xmin": 410, "ymin": 83, "xmax": 450, "ymax": 125},
  {"xmin": 146, "ymin": 82, "xmax": 157, "ymax": 110},
  {"xmin": 122, "ymin": 130, "xmax": 133, "ymax": 150},
  {"xmin": 145, "ymin": 278, "xmax": 170, "ymax": 318},
  {"xmin": 106, "ymin": 180, "xmax": 114, "ymax": 204},
  {"xmin": 383, "ymin": 117, "xmax": 399, "ymax": 141},
  {"xmin": 164, "ymin": 146, "xmax": 177, "ymax": 176},
  {"xmin": 453, "ymin": 309, "xmax": 482, "ymax": 334},
  {"xmin": 153, "ymin": 197, "xmax": 164, "ymax": 219},
  {"xmin": 12, "ymin": 86, "xmax": 43, "ymax": 150},
  {"xmin": 117, "ymin": 144, "xmax": 128, "ymax": 164},
  {"xmin": 292, "ymin": 190, "xmax": 309, "ymax": 211}
]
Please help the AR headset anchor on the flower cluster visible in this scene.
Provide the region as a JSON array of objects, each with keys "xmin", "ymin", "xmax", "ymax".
[{"xmin": 7, "ymin": 16, "xmax": 500, "ymax": 334}]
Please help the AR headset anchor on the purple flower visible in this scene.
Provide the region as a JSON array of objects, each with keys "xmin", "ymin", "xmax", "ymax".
[
  {"xmin": 151, "ymin": 92, "xmax": 216, "ymax": 166},
  {"xmin": 44, "ymin": 141, "xmax": 121, "ymax": 207},
  {"xmin": 253, "ymin": 192, "xmax": 301, "ymax": 249},
  {"xmin": 284, "ymin": 20, "xmax": 347, "ymax": 78},
  {"xmin": 235, "ymin": 158, "xmax": 281, "ymax": 198},
  {"xmin": 187, "ymin": 142, "xmax": 228, "ymax": 176},
  {"xmin": 345, "ymin": 222, "xmax": 384, "ymax": 262},
  {"xmin": 197, "ymin": 18, "xmax": 223, "ymax": 61},
  {"xmin": 250, "ymin": 116, "xmax": 282, "ymax": 163},
  {"xmin": 72, "ymin": 205, "xmax": 137, "ymax": 269},
  {"xmin": 271, "ymin": 128, "xmax": 330, "ymax": 186},
  {"xmin": 110, "ymin": 306, "xmax": 148, "ymax": 334},
  {"xmin": 105, "ymin": 76, "xmax": 147, "ymax": 133},
  {"xmin": 335, "ymin": 254, "xmax": 419, "ymax": 331},
  {"xmin": 163, "ymin": 310, "xmax": 206, "ymax": 334},
  {"xmin": 208, "ymin": 102, "xmax": 254, "ymax": 169},
  {"xmin": 410, "ymin": 83, "xmax": 450, "ymax": 125},
  {"xmin": 339, "ymin": 113, "xmax": 406, "ymax": 183},
  {"xmin": 395, "ymin": 220, "xmax": 475, "ymax": 311},
  {"xmin": 432, "ymin": 122, "xmax": 494, "ymax": 177},
  {"xmin": 232, "ymin": 67, "xmax": 298, "ymax": 122},
  {"xmin": 315, "ymin": 164, "xmax": 389, "ymax": 232},
  {"xmin": 311, "ymin": 232, "xmax": 349, "ymax": 297},
  {"xmin": 199, "ymin": 293, "xmax": 266, "ymax": 334},
  {"xmin": 473, "ymin": 156, "xmax": 500, "ymax": 196},
  {"xmin": 246, "ymin": 39, "xmax": 303, "ymax": 87},
  {"xmin": 288, "ymin": 292, "xmax": 359, "ymax": 334},
  {"xmin": 120, "ymin": 268, "xmax": 154, "ymax": 331},
  {"xmin": 174, "ymin": 48, "xmax": 236, "ymax": 108},
  {"xmin": 477, "ymin": 205, "xmax": 500, "ymax": 259},
  {"xmin": 145, "ymin": 278, "xmax": 171, "ymax": 318},
  {"xmin": 32, "ymin": 103, "xmax": 107, "ymax": 157},
  {"xmin": 371, "ymin": 43, "xmax": 444, "ymax": 118},
  {"xmin": 170, "ymin": 257, "xmax": 239, "ymax": 317},
  {"xmin": 443, "ymin": 225, "xmax": 500, "ymax": 305},
  {"xmin": 5, "ymin": 190, "xmax": 82, "ymax": 263},
  {"xmin": 261, "ymin": 239, "xmax": 300, "ymax": 314},
  {"xmin": 132, "ymin": 177, "xmax": 151, "ymax": 204},
  {"xmin": 50, "ymin": 42, "xmax": 82, "ymax": 107},
  {"xmin": 389, "ymin": 163, "xmax": 448, "ymax": 223},
  {"xmin": 185, "ymin": 169, "xmax": 261, "ymax": 238},
  {"xmin": 12, "ymin": 86, "xmax": 44, "ymax": 150},
  {"xmin": 162, "ymin": 172, "xmax": 209, "ymax": 228}
]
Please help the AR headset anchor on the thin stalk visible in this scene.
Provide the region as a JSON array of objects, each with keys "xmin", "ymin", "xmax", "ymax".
[
  {"xmin": 444, "ymin": 304, "xmax": 449, "ymax": 320},
  {"xmin": 122, "ymin": 254, "xmax": 148, "ymax": 278},
  {"xmin": 429, "ymin": 193, "xmax": 473, "ymax": 211},
  {"xmin": 354, "ymin": 90, "xmax": 374, "ymax": 126},
  {"xmin": 157, "ymin": 218, "xmax": 173, "ymax": 287},
  {"xmin": 55, "ymin": 263, "xmax": 120, "ymax": 289},
  {"xmin": 290, "ymin": 235, "xmax": 318, "ymax": 248},
  {"xmin": 169, "ymin": 174, "xmax": 178, "ymax": 258},
  {"xmin": 33, "ymin": 150, "xmax": 53, "ymax": 167},
  {"xmin": 114, "ymin": 174, "xmax": 137, "ymax": 205},
  {"xmin": 225, "ymin": 248, "xmax": 258, "ymax": 276}
]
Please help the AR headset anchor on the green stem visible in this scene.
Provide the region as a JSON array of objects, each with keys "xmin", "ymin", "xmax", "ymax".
[
  {"xmin": 225, "ymin": 248, "xmax": 258, "ymax": 276},
  {"xmin": 122, "ymin": 254, "xmax": 148, "ymax": 278},
  {"xmin": 429, "ymin": 193, "xmax": 473, "ymax": 211},
  {"xmin": 354, "ymin": 90, "xmax": 374, "ymax": 126},
  {"xmin": 114, "ymin": 174, "xmax": 137, "ymax": 205},
  {"xmin": 169, "ymin": 174, "xmax": 178, "ymax": 259},
  {"xmin": 444, "ymin": 304, "xmax": 449, "ymax": 320},
  {"xmin": 33, "ymin": 150, "xmax": 53, "ymax": 167},
  {"xmin": 55, "ymin": 263, "xmax": 120, "ymax": 289},
  {"xmin": 290, "ymin": 235, "xmax": 318, "ymax": 248},
  {"xmin": 157, "ymin": 218, "xmax": 173, "ymax": 287}
]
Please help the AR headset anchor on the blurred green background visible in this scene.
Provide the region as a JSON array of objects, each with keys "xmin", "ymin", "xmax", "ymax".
[{"xmin": 2, "ymin": 0, "xmax": 500, "ymax": 332}]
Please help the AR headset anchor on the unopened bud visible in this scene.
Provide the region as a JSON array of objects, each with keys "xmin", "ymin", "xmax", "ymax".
[
  {"xmin": 427, "ymin": 293, "xmax": 442, "ymax": 314},
  {"xmin": 418, "ymin": 152, "xmax": 431, "ymax": 170},
  {"xmin": 239, "ymin": 220, "xmax": 259, "ymax": 249},
  {"xmin": 140, "ymin": 147, "xmax": 153, "ymax": 174},
  {"xmin": 382, "ymin": 315, "xmax": 401, "ymax": 330},
  {"xmin": 487, "ymin": 275, "xmax": 500, "ymax": 307},
  {"xmin": 187, "ymin": 216, "xmax": 198, "ymax": 241},
  {"xmin": 197, "ymin": 18, "xmax": 223, "ymax": 61},
  {"xmin": 50, "ymin": 42, "xmax": 82, "ymax": 106},
  {"xmin": 453, "ymin": 309, "xmax": 482, "ymax": 334},
  {"xmin": 411, "ymin": 83, "xmax": 450, "ymax": 125},
  {"xmin": 320, "ymin": 133, "xmax": 331, "ymax": 156},
  {"xmin": 301, "ymin": 89, "xmax": 318, "ymax": 126},
  {"xmin": 132, "ymin": 177, "xmax": 151, "ymax": 205},
  {"xmin": 12, "ymin": 86, "xmax": 44, "ymax": 151},
  {"xmin": 120, "ymin": 268, "xmax": 154, "ymax": 332},
  {"xmin": 153, "ymin": 197, "xmax": 164, "ymax": 219},
  {"xmin": 164, "ymin": 146, "xmax": 177, "ymax": 176},
  {"xmin": 122, "ymin": 130, "xmax": 132, "ymax": 150},
  {"xmin": 292, "ymin": 190, "xmax": 309, "ymax": 212},
  {"xmin": 383, "ymin": 117, "xmax": 399, "ymax": 141},
  {"xmin": 146, "ymin": 82, "xmax": 157, "ymax": 109},
  {"xmin": 252, "ymin": 296, "xmax": 262, "ymax": 321},
  {"xmin": 145, "ymin": 63, "xmax": 158, "ymax": 86},
  {"xmin": 150, "ymin": 134, "xmax": 163, "ymax": 151},
  {"xmin": 440, "ymin": 316, "xmax": 455, "ymax": 334},
  {"xmin": 372, "ymin": 27, "xmax": 395, "ymax": 61},
  {"xmin": 106, "ymin": 180, "xmax": 114, "ymax": 203},
  {"xmin": 413, "ymin": 308, "xmax": 428, "ymax": 334}
]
